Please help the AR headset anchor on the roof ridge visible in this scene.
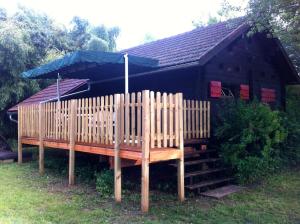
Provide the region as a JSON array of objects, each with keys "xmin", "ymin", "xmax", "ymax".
[{"xmin": 120, "ymin": 17, "xmax": 246, "ymax": 53}]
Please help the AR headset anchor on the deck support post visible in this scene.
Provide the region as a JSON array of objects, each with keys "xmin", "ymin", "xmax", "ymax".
[
  {"xmin": 177, "ymin": 93, "xmax": 185, "ymax": 201},
  {"xmin": 69, "ymin": 100, "xmax": 77, "ymax": 186},
  {"xmin": 141, "ymin": 90, "xmax": 150, "ymax": 213},
  {"xmin": 39, "ymin": 104, "xmax": 45, "ymax": 175},
  {"xmin": 114, "ymin": 94, "xmax": 122, "ymax": 203},
  {"xmin": 17, "ymin": 106, "xmax": 22, "ymax": 164}
]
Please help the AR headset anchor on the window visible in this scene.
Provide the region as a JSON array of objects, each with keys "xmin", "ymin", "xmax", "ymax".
[{"xmin": 221, "ymin": 84, "xmax": 238, "ymax": 99}]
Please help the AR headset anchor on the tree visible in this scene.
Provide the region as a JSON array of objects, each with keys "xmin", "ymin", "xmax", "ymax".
[
  {"xmin": 69, "ymin": 17, "xmax": 120, "ymax": 51},
  {"xmin": 143, "ymin": 33, "xmax": 156, "ymax": 44},
  {"xmin": 70, "ymin": 16, "xmax": 91, "ymax": 50},
  {"xmin": 0, "ymin": 7, "xmax": 120, "ymax": 138},
  {"xmin": 192, "ymin": 15, "xmax": 221, "ymax": 28},
  {"xmin": 221, "ymin": 0, "xmax": 300, "ymax": 74}
]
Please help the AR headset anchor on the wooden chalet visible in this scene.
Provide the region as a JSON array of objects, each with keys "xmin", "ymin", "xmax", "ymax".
[{"xmin": 11, "ymin": 17, "xmax": 299, "ymax": 212}]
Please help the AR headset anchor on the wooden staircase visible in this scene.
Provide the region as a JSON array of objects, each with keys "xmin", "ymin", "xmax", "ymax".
[{"xmin": 170, "ymin": 146, "xmax": 234, "ymax": 193}]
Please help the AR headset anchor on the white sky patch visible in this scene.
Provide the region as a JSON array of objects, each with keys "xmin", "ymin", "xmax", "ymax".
[{"xmin": 0, "ymin": 0, "xmax": 246, "ymax": 50}]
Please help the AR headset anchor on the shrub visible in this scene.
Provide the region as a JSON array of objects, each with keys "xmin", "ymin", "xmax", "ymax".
[
  {"xmin": 95, "ymin": 169, "xmax": 114, "ymax": 198},
  {"xmin": 280, "ymin": 87, "xmax": 300, "ymax": 166},
  {"xmin": 214, "ymin": 99, "xmax": 286, "ymax": 184}
]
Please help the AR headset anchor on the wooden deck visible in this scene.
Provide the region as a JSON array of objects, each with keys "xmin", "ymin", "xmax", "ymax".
[
  {"xmin": 17, "ymin": 90, "xmax": 210, "ymax": 212},
  {"xmin": 21, "ymin": 137, "xmax": 182, "ymax": 163}
]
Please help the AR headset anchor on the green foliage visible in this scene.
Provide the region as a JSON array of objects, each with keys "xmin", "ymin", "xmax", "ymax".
[
  {"xmin": 143, "ymin": 33, "xmax": 156, "ymax": 44},
  {"xmin": 192, "ymin": 14, "xmax": 221, "ymax": 28},
  {"xmin": 84, "ymin": 36, "xmax": 109, "ymax": 51},
  {"xmin": 0, "ymin": 6, "xmax": 119, "ymax": 138},
  {"xmin": 215, "ymin": 100, "xmax": 286, "ymax": 184},
  {"xmin": 70, "ymin": 16, "xmax": 119, "ymax": 52},
  {"xmin": 280, "ymin": 86, "xmax": 300, "ymax": 165},
  {"xmin": 95, "ymin": 169, "xmax": 114, "ymax": 198}
]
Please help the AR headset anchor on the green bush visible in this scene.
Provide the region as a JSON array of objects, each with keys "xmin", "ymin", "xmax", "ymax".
[
  {"xmin": 95, "ymin": 169, "xmax": 114, "ymax": 198},
  {"xmin": 280, "ymin": 87, "xmax": 300, "ymax": 165},
  {"xmin": 215, "ymin": 99, "xmax": 286, "ymax": 184}
]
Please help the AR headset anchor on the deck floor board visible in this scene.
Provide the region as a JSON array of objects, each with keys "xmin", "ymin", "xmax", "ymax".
[{"xmin": 21, "ymin": 137, "xmax": 181, "ymax": 162}]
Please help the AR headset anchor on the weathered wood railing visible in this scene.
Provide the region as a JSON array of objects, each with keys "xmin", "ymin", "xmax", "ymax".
[
  {"xmin": 183, "ymin": 100, "xmax": 210, "ymax": 140},
  {"xmin": 18, "ymin": 90, "xmax": 210, "ymax": 213},
  {"xmin": 18, "ymin": 92, "xmax": 210, "ymax": 148}
]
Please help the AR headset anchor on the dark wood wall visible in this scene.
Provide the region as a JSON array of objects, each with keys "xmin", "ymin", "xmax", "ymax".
[
  {"xmin": 84, "ymin": 66, "xmax": 200, "ymax": 99},
  {"xmin": 201, "ymin": 33, "xmax": 284, "ymax": 108},
  {"xmin": 80, "ymin": 33, "xmax": 286, "ymax": 109}
]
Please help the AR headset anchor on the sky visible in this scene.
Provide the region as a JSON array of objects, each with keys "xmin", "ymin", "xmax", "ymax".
[{"xmin": 0, "ymin": 0, "xmax": 246, "ymax": 50}]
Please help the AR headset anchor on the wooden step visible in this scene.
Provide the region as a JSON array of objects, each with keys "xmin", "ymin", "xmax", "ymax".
[
  {"xmin": 169, "ymin": 158, "xmax": 221, "ymax": 167},
  {"xmin": 200, "ymin": 185, "xmax": 244, "ymax": 199},
  {"xmin": 184, "ymin": 158, "xmax": 221, "ymax": 166},
  {"xmin": 185, "ymin": 149, "xmax": 217, "ymax": 157},
  {"xmin": 185, "ymin": 177, "xmax": 234, "ymax": 190},
  {"xmin": 185, "ymin": 168, "xmax": 227, "ymax": 178}
]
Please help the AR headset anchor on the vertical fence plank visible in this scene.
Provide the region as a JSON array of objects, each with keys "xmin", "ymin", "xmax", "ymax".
[
  {"xmin": 92, "ymin": 97, "xmax": 96, "ymax": 143},
  {"xmin": 192, "ymin": 100, "xmax": 196, "ymax": 139},
  {"xmin": 109, "ymin": 95, "xmax": 113, "ymax": 145},
  {"xmin": 131, "ymin": 93, "xmax": 136, "ymax": 146},
  {"xmin": 175, "ymin": 94, "xmax": 179, "ymax": 147},
  {"xmin": 79, "ymin": 100, "xmax": 82, "ymax": 141},
  {"xmin": 177, "ymin": 93, "xmax": 185, "ymax": 202},
  {"xmin": 88, "ymin": 98, "xmax": 92, "ymax": 143},
  {"xmin": 203, "ymin": 101, "xmax": 207, "ymax": 138},
  {"xmin": 120, "ymin": 94, "xmax": 124, "ymax": 145},
  {"xmin": 125, "ymin": 93, "xmax": 130, "ymax": 145},
  {"xmin": 76, "ymin": 100, "xmax": 80, "ymax": 142},
  {"xmin": 163, "ymin": 93, "xmax": 167, "ymax": 147},
  {"xmin": 69, "ymin": 100, "xmax": 77, "ymax": 186},
  {"xmin": 141, "ymin": 90, "xmax": 150, "ymax": 213},
  {"xmin": 49, "ymin": 103, "xmax": 52, "ymax": 138},
  {"xmin": 187, "ymin": 100, "xmax": 191, "ymax": 139},
  {"xmin": 105, "ymin": 96, "xmax": 109, "ymax": 144},
  {"xmin": 100, "ymin": 96, "xmax": 105, "ymax": 144},
  {"xmin": 156, "ymin": 92, "xmax": 161, "ymax": 148},
  {"xmin": 195, "ymin": 101, "xmax": 199, "ymax": 139},
  {"xmin": 114, "ymin": 94, "xmax": 121, "ymax": 203},
  {"xmin": 150, "ymin": 91, "xmax": 155, "ymax": 148},
  {"xmin": 200, "ymin": 101, "xmax": 203, "ymax": 138},
  {"xmin": 18, "ymin": 106, "xmax": 22, "ymax": 164},
  {"xmin": 169, "ymin": 94, "xmax": 173, "ymax": 147},
  {"xmin": 39, "ymin": 103, "xmax": 45, "ymax": 175},
  {"xmin": 137, "ymin": 92, "xmax": 141, "ymax": 147},
  {"xmin": 96, "ymin": 97, "xmax": 100, "ymax": 143},
  {"xmin": 183, "ymin": 100, "xmax": 187, "ymax": 140},
  {"xmin": 207, "ymin": 101, "xmax": 210, "ymax": 138}
]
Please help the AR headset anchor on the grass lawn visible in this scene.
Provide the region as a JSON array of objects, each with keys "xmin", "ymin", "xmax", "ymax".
[{"xmin": 0, "ymin": 161, "xmax": 299, "ymax": 224}]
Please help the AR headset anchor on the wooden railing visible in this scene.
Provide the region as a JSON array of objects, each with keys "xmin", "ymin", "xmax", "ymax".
[
  {"xmin": 183, "ymin": 100, "xmax": 210, "ymax": 140},
  {"xmin": 18, "ymin": 91, "xmax": 210, "ymax": 149}
]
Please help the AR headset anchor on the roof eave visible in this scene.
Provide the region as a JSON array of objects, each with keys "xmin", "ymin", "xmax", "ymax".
[
  {"xmin": 273, "ymin": 38, "xmax": 300, "ymax": 85},
  {"xmin": 198, "ymin": 23, "xmax": 250, "ymax": 66}
]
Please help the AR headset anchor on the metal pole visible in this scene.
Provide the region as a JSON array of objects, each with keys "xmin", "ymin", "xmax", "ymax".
[
  {"xmin": 57, "ymin": 73, "xmax": 61, "ymax": 101},
  {"xmin": 124, "ymin": 53, "xmax": 129, "ymax": 94}
]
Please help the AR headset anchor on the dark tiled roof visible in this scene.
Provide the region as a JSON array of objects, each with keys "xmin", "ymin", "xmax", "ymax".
[
  {"xmin": 8, "ymin": 79, "xmax": 88, "ymax": 112},
  {"xmin": 121, "ymin": 17, "xmax": 247, "ymax": 67}
]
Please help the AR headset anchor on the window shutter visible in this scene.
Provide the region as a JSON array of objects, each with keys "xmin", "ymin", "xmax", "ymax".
[
  {"xmin": 210, "ymin": 81, "xmax": 221, "ymax": 98},
  {"xmin": 261, "ymin": 88, "xmax": 276, "ymax": 103},
  {"xmin": 240, "ymin": 84, "xmax": 249, "ymax": 100}
]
